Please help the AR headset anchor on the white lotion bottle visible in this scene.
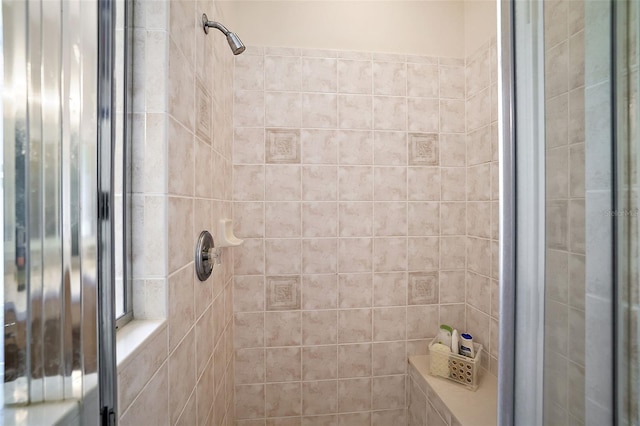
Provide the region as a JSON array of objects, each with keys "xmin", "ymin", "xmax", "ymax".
[
  {"xmin": 459, "ymin": 333, "xmax": 475, "ymax": 358},
  {"xmin": 451, "ymin": 329, "xmax": 460, "ymax": 355}
]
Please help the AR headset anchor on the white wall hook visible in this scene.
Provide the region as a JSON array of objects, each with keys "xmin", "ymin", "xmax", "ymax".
[{"xmin": 217, "ymin": 219, "xmax": 244, "ymax": 247}]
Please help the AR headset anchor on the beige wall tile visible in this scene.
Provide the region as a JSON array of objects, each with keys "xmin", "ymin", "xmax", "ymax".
[
  {"xmin": 302, "ymin": 274, "xmax": 338, "ymax": 309},
  {"xmin": 338, "ymin": 309, "xmax": 372, "ymax": 343},
  {"xmin": 373, "ymin": 96, "xmax": 407, "ymax": 130},
  {"xmin": 338, "ymin": 273, "xmax": 373, "ymax": 308},
  {"xmin": 234, "ymin": 238, "xmax": 265, "ymax": 275},
  {"xmin": 374, "ymin": 237, "xmax": 408, "ymax": 272},
  {"xmin": 234, "ymin": 165, "xmax": 265, "ymax": 201},
  {"xmin": 338, "ymin": 95, "xmax": 373, "ymax": 129},
  {"xmin": 302, "ymin": 130, "xmax": 338, "ymax": 164},
  {"xmin": 168, "ymin": 266, "xmax": 194, "ymax": 351},
  {"xmin": 440, "ymin": 100, "xmax": 465, "ymax": 133},
  {"xmin": 339, "ymin": 202, "xmax": 373, "ymax": 237},
  {"xmin": 265, "ymin": 239, "xmax": 302, "ymax": 274},
  {"xmin": 408, "ymin": 237, "xmax": 439, "ymax": 271},
  {"xmin": 374, "ymin": 272, "xmax": 407, "ymax": 307},
  {"xmin": 338, "ymin": 344, "xmax": 372, "ymax": 378},
  {"xmin": 236, "ymin": 384, "xmax": 266, "ymax": 419},
  {"xmin": 407, "ymin": 305, "xmax": 439, "ymax": 339},
  {"xmin": 466, "ymin": 88, "xmax": 491, "ymax": 131},
  {"xmin": 373, "ymin": 61, "xmax": 406, "ymax": 96},
  {"xmin": 265, "ymin": 202, "xmax": 301, "ymax": 237},
  {"xmin": 303, "ymin": 239, "xmax": 338, "ymax": 274},
  {"xmin": 302, "ymin": 202, "xmax": 338, "ymax": 237},
  {"xmin": 168, "ymin": 330, "xmax": 196, "ymax": 424},
  {"xmin": 337, "ymin": 378, "xmax": 371, "ymax": 412},
  {"xmin": 266, "ymin": 92, "xmax": 302, "ymax": 127},
  {"xmin": 235, "ymin": 55, "xmax": 265, "ymax": 91},
  {"xmin": 338, "ymin": 166, "xmax": 373, "ymax": 201},
  {"xmin": 372, "ymin": 341, "xmax": 407, "ymax": 375},
  {"xmin": 374, "ymin": 131, "xmax": 407, "ymax": 166},
  {"xmin": 118, "ymin": 326, "xmax": 168, "ymax": 413},
  {"xmin": 408, "ymin": 63, "xmax": 439, "ymax": 98},
  {"xmin": 302, "ymin": 346, "xmax": 338, "ymax": 380},
  {"xmin": 234, "ymin": 90, "xmax": 265, "ymax": 127},
  {"xmin": 373, "ymin": 307, "xmax": 407, "ymax": 341},
  {"xmin": 235, "ymin": 312, "xmax": 265, "ymax": 349},
  {"xmin": 374, "ymin": 167, "xmax": 407, "ymax": 201},
  {"xmin": 372, "ymin": 375, "xmax": 405, "ymax": 410},
  {"xmin": 302, "ymin": 57, "xmax": 337, "ymax": 93},
  {"xmin": 439, "ymin": 65, "xmax": 465, "ymax": 100},
  {"xmin": 302, "ymin": 310, "xmax": 338, "ymax": 345},
  {"xmin": 466, "ymin": 271, "xmax": 491, "ymax": 314},
  {"xmin": 338, "ymin": 130, "xmax": 373, "ymax": 165},
  {"xmin": 338, "ymin": 238, "xmax": 373, "ymax": 272},
  {"xmin": 407, "ymin": 98, "xmax": 439, "ymax": 133},
  {"xmin": 119, "ymin": 364, "xmax": 169, "ymax": 426},
  {"xmin": 265, "ymin": 56, "xmax": 302, "ymax": 92},
  {"xmin": 303, "ymin": 381, "xmax": 338, "ymax": 416},
  {"xmin": 266, "ymin": 383, "xmax": 302, "ymax": 417},
  {"xmin": 439, "ymin": 271, "xmax": 465, "ymax": 303},
  {"xmin": 236, "ymin": 347, "xmax": 266, "ymax": 386},
  {"xmin": 408, "ymin": 202, "xmax": 439, "ymax": 236},
  {"xmin": 233, "ymin": 202, "xmax": 264, "ymax": 238},
  {"xmin": 266, "ymin": 347, "xmax": 301, "ymax": 382},
  {"xmin": 441, "ymin": 167, "xmax": 466, "ymax": 201},
  {"xmin": 407, "ymin": 167, "xmax": 441, "ymax": 201},
  {"xmin": 302, "ymin": 415, "xmax": 338, "ymax": 425},
  {"xmin": 440, "ymin": 236, "xmax": 466, "ymax": 270},
  {"xmin": 439, "ymin": 304, "xmax": 465, "ymax": 334},
  {"xmin": 303, "ymin": 166, "xmax": 338, "ymax": 201},
  {"xmin": 338, "ymin": 412, "xmax": 371, "ymax": 425},
  {"xmin": 337, "ymin": 60, "xmax": 373, "ymax": 95},
  {"xmin": 302, "ymin": 93, "xmax": 338, "ymax": 128},
  {"xmin": 168, "ymin": 39, "xmax": 195, "ymax": 131},
  {"xmin": 265, "ymin": 311, "xmax": 301, "ymax": 346}
]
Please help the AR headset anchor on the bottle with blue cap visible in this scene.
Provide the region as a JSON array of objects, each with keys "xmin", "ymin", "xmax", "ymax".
[{"xmin": 459, "ymin": 333, "xmax": 475, "ymax": 358}]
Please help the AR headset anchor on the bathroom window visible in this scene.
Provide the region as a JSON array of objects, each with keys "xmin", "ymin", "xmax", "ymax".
[{"xmin": 114, "ymin": 0, "xmax": 132, "ymax": 328}]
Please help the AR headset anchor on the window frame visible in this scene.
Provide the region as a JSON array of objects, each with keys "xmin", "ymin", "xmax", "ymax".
[{"xmin": 114, "ymin": 0, "xmax": 133, "ymax": 330}]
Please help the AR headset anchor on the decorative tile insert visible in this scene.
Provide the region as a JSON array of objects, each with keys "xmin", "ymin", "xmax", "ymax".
[
  {"xmin": 409, "ymin": 133, "xmax": 439, "ymax": 166},
  {"xmin": 267, "ymin": 275, "xmax": 301, "ymax": 310},
  {"xmin": 266, "ymin": 128, "xmax": 301, "ymax": 164},
  {"xmin": 195, "ymin": 79, "xmax": 212, "ymax": 143},
  {"xmin": 408, "ymin": 272, "xmax": 439, "ymax": 305}
]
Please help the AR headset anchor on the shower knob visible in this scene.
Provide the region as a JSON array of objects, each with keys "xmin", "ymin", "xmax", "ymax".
[{"xmin": 195, "ymin": 230, "xmax": 217, "ymax": 281}]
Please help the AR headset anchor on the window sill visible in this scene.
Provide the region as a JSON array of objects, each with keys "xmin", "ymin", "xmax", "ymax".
[
  {"xmin": 0, "ymin": 319, "xmax": 165, "ymax": 426},
  {"xmin": 116, "ymin": 319, "xmax": 166, "ymax": 368}
]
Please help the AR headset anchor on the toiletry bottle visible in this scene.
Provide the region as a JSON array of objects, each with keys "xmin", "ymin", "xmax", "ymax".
[
  {"xmin": 451, "ymin": 329, "xmax": 460, "ymax": 354},
  {"xmin": 459, "ymin": 333, "xmax": 475, "ymax": 358},
  {"xmin": 436, "ymin": 324, "xmax": 453, "ymax": 348}
]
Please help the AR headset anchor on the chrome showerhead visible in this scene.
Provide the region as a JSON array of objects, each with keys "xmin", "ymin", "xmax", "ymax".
[
  {"xmin": 226, "ymin": 32, "xmax": 246, "ymax": 55},
  {"xmin": 202, "ymin": 13, "xmax": 246, "ymax": 55}
]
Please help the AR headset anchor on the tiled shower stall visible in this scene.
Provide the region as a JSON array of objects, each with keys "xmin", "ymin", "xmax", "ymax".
[
  {"xmin": 115, "ymin": 0, "xmax": 499, "ymax": 424},
  {"xmin": 231, "ymin": 40, "xmax": 499, "ymax": 423}
]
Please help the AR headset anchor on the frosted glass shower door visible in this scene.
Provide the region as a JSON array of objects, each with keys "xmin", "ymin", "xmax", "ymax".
[{"xmin": 498, "ymin": 0, "xmax": 634, "ymax": 424}]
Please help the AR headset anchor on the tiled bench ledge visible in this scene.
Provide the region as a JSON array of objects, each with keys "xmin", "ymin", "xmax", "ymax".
[{"xmin": 408, "ymin": 355, "xmax": 497, "ymax": 426}]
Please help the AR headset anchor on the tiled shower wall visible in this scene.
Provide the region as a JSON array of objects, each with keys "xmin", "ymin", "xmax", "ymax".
[
  {"xmin": 231, "ymin": 45, "xmax": 496, "ymax": 423},
  {"xmin": 117, "ymin": 0, "xmax": 236, "ymax": 425},
  {"xmin": 543, "ymin": 0, "xmax": 586, "ymax": 424},
  {"xmin": 464, "ymin": 39, "xmax": 500, "ymax": 375}
]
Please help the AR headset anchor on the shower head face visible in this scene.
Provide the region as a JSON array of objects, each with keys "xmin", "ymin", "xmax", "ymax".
[{"xmin": 226, "ymin": 32, "xmax": 246, "ymax": 55}]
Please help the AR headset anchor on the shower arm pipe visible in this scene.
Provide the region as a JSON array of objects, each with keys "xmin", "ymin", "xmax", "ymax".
[{"xmin": 202, "ymin": 15, "xmax": 230, "ymax": 35}]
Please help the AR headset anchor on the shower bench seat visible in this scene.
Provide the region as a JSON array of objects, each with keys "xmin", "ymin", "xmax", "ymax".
[{"xmin": 407, "ymin": 355, "xmax": 498, "ymax": 426}]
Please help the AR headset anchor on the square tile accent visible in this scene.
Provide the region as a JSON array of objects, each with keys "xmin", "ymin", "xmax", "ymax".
[
  {"xmin": 266, "ymin": 128, "xmax": 301, "ymax": 164},
  {"xmin": 408, "ymin": 272, "xmax": 439, "ymax": 305},
  {"xmin": 195, "ymin": 79, "xmax": 212, "ymax": 143},
  {"xmin": 409, "ymin": 133, "xmax": 439, "ymax": 166},
  {"xmin": 267, "ymin": 275, "xmax": 301, "ymax": 310}
]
